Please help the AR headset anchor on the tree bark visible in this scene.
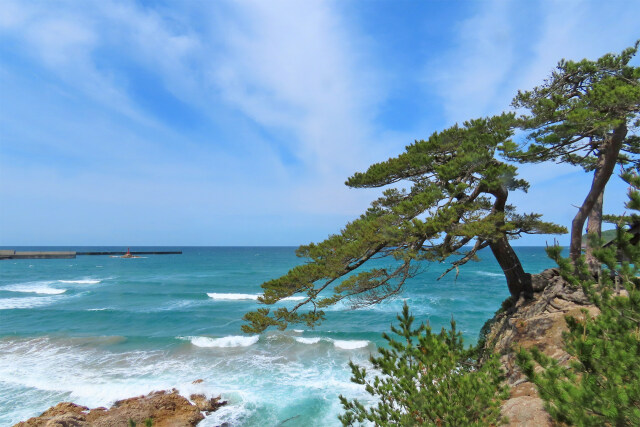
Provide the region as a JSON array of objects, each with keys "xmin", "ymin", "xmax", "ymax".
[
  {"xmin": 488, "ymin": 184, "xmax": 533, "ymax": 299},
  {"xmin": 489, "ymin": 236, "xmax": 533, "ymax": 299},
  {"xmin": 569, "ymin": 123, "xmax": 627, "ymax": 264},
  {"xmin": 585, "ymin": 189, "xmax": 604, "ymax": 269}
]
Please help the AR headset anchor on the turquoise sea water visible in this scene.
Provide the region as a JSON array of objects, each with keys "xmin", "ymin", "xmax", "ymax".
[{"xmin": 0, "ymin": 246, "xmax": 556, "ymax": 425}]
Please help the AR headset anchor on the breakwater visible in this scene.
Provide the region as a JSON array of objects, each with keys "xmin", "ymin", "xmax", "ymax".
[
  {"xmin": 0, "ymin": 250, "xmax": 182, "ymax": 259},
  {"xmin": 77, "ymin": 251, "xmax": 182, "ymax": 255}
]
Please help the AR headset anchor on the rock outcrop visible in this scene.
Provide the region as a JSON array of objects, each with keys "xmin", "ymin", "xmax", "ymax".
[
  {"xmin": 480, "ymin": 268, "xmax": 599, "ymax": 426},
  {"xmin": 14, "ymin": 389, "xmax": 226, "ymax": 427}
]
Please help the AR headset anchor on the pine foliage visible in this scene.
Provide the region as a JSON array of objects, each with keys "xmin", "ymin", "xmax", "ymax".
[
  {"xmin": 517, "ymin": 169, "xmax": 640, "ymax": 426},
  {"xmin": 243, "ymin": 115, "xmax": 563, "ymax": 333},
  {"xmin": 339, "ymin": 303, "xmax": 508, "ymax": 426}
]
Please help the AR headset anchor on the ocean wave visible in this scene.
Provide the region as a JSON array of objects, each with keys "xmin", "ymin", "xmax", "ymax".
[
  {"xmin": 333, "ymin": 340, "xmax": 369, "ymax": 350},
  {"xmin": 207, "ymin": 293, "xmax": 305, "ymax": 302},
  {"xmin": 292, "ymin": 336, "xmax": 370, "ymax": 349},
  {"xmin": 476, "ymin": 271, "xmax": 503, "ymax": 277},
  {"xmin": 294, "ymin": 337, "xmax": 322, "ymax": 345},
  {"xmin": 1, "ymin": 282, "xmax": 66, "ymax": 295},
  {"xmin": 207, "ymin": 293, "xmax": 259, "ymax": 301},
  {"xmin": 187, "ymin": 336, "xmax": 259, "ymax": 348},
  {"xmin": 58, "ymin": 279, "xmax": 101, "ymax": 284},
  {"xmin": 0, "ymin": 297, "xmax": 58, "ymax": 310}
]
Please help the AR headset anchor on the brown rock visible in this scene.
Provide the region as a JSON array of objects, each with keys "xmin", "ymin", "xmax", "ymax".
[
  {"xmin": 189, "ymin": 394, "xmax": 227, "ymax": 413},
  {"xmin": 191, "ymin": 379, "xmax": 204, "ymax": 384},
  {"xmin": 14, "ymin": 390, "xmax": 207, "ymax": 427},
  {"xmin": 480, "ymin": 268, "xmax": 600, "ymax": 426}
]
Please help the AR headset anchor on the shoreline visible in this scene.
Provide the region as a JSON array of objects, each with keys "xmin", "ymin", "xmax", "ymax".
[{"xmin": 14, "ymin": 386, "xmax": 226, "ymax": 427}]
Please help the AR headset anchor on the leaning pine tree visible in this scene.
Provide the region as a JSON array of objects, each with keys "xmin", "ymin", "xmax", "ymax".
[
  {"xmin": 243, "ymin": 114, "xmax": 564, "ymax": 333},
  {"xmin": 506, "ymin": 41, "xmax": 640, "ymax": 268},
  {"xmin": 517, "ymin": 169, "xmax": 640, "ymax": 426}
]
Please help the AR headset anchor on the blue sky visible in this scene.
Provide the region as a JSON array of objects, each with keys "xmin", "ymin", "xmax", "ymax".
[{"xmin": 0, "ymin": 0, "xmax": 638, "ymax": 246}]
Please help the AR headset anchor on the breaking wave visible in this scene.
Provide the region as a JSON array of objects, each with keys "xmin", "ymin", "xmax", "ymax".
[
  {"xmin": 187, "ymin": 335, "xmax": 259, "ymax": 348},
  {"xmin": 207, "ymin": 293, "xmax": 305, "ymax": 302}
]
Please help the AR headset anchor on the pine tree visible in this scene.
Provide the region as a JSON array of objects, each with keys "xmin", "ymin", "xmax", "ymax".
[
  {"xmin": 517, "ymin": 169, "xmax": 640, "ymax": 426},
  {"xmin": 507, "ymin": 41, "xmax": 640, "ymax": 266},
  {"xmin": 339, "ymin": 303, "xmax": 508, "ymax": 426},
  {"xmin": 243, "ymin": 115, "xmax": 563, "ymax": 333}
]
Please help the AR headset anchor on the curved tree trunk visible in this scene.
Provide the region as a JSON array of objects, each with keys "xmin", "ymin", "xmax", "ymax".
[
  {"xmin": 585, "ymin": 190, "xmax": 604, "ymax": 269},
  {"xmin": 488, "ymin": 185, "xmax": 533, "ymax": 299},
  {"xmin": 569, "ymin": 124, "xmax": 627, "ymax": 264},
  {"xmin": 489, "ymin": 237, "xmax": 533, "ymax": 299}
]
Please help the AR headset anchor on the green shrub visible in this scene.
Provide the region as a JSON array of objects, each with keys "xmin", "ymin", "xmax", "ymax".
[
  {"xmin": 517, "ymin": 170, "xmax": 640, "ymax": 426},
  {"xmin": 339, "ymin": 302, "xmax": 508, "ymax": 426}
]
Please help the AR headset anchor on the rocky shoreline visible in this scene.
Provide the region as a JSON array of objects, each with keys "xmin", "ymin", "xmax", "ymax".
[
  {"xmin": 14, "ymin": 385, "xmax": 227, "ymax": 427},
  {"xmin": 480, "ymin": 267, "xmax": 600, "ymax": 426}
]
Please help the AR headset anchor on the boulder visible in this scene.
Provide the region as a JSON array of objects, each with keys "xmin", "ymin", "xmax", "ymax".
[{"xmin": 14, "ymin": 389, "xmax": 226, "ymax": 427}]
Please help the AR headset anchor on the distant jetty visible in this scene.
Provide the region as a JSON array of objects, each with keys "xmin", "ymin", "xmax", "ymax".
[{"xmin": 0, "ymin": 249, "xmax": 182, "ymax": 260}]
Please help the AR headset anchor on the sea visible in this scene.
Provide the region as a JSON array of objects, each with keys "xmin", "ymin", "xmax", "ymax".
[{"xmin": 0, "ymin": 246, "xmax": 557, "ymax": 426}]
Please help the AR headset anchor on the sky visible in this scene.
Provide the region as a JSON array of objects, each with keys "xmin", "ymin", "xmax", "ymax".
[{"xmin": 0, "ymin": 0, "xmax": 638, "ymax": 246}]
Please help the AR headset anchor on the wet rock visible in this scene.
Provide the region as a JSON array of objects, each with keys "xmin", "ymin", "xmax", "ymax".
[
  {"xmin": 13, "ymin": 390, "xmax": 220, "ymax": 427},
  {"xmin": 189, "ymin": 394, "xmax": 227, "ymax": 413}
]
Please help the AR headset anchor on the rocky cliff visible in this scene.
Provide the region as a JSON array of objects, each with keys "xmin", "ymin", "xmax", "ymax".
[{"xmin": 480, "ymin": 268, "xmax": 600, "ymax": 426}]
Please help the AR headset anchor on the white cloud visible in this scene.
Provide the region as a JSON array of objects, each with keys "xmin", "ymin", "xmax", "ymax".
[
  {"xmin": 208, "ymin": 0, "xmax": 384, "ymax": 178},
  {"xmin": 425, "ymin": 0, "xmax": 517, "ymax": 124}
]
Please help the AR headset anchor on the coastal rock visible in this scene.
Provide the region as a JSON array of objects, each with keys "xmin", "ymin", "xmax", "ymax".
[
  {"xmin": 480, "ymin": 268, "xmax": 598, "ymax": 426},
  {"xmin": 13, "ymin": 389, "xmax": 227, "ymax": 427},
  {"xmin": 190, "ymin": 394, "xmax": 227, "ymax": 413}
]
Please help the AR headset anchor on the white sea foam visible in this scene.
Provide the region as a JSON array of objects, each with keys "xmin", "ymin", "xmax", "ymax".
[
  {"xmin": 294, "ymin": 337, "xmax": 322, "ymax": 345},
  {"xmin": 207, "ymin": 293, "xmax": 305, "ymax": 302},
  {"xmin": 1, "ymin": 282, "xmax": 66, "ymax": 295},
  {"xmin": 189, "ymin": 336, "xmax": 259, "ymax": 348},
  {"xmin": 0, "ymin": 297, "xmax": 58, "ymax": 310},
  {"xmin": 86, "ymin": 308, "xmax": 109, "ymax": 311},
  {"xmin": 207, "ymin": 293, "xmax": 258, "ymax": 301},
  {"xmin": 332, "ymin": 340, "xmax": 369, "ymax": 350},
  {"xmin": 0, "ymin": 335, "xmax": 374, "ymax": 426},
  {"xmin": 476, "ymin": 271, "xmax": 503, "ymax": 277},
  {"xmin": 59, "ymin": 279, "xmax": 101, "ymax": 284},
  {"xmin": 292, "ymin": 329, "xmax": 304, "ymax": 333}
]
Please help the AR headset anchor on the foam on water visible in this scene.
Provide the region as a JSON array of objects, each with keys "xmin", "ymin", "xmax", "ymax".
[
  {"xmin": 1, "ymin": 281, "xmax": 66, "ymax": 295},
  {"xmin": 0, "ymin": 335, "xmax": 376, "ymax": 425},
  {"xmin": 294, "ymin": 337, "xmax": 322, "ymax": 345},
  {"xmin": 293, "ymin": 337, "xmax": 370, "ymax": 349},
  {"xmin": 58, "ymin": 279, "xmax": 101, "ymax": 284},
  {"xmin": 0, "ymin": 297, "xmax": 58, "ymax": 310},
  {"xmin": 207, "ymin": 293, "xmax": 305, "ymax": 302},
  {"xmin": 207, "ymin": 293, "xmax": 258, "ymax": 301},
  {"xmin": 188, "ymin": 335, "xmax": 260, "ymax": 348},
  {"xmin": 476, "ymin": 271, "xmax": 503, "ymax": 277},
  {"xmin": 333, "ymin": 340, "xmax": 369, "ymax": 350}
]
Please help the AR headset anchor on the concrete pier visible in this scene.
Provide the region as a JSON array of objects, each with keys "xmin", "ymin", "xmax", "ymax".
[
  {"xmin": 77, "ymin": 251, "xmax": 182, "ymax": 255},
  {"xmin": 0, "ymin": 250, "xmax": 76, "ymax": 259},
  {"xmin": 0, "ymin": 250, "xmax": 182, "ymax": 259}
]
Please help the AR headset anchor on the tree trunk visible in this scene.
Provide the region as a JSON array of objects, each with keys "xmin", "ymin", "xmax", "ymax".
[
  {"xmin": 569, "ymin": 123, "xmax": 627, "ymax": 263},
  {"xmin": 585, "ymin": 189, "xmax": 604, "ymax": 269},
  {"xmin": 488, "ymin": 184, "xmax": 533, "ymax": 299},
  {"xmin": 489, "ymin": 236, "xmax": 533, "ymax": 299}
]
